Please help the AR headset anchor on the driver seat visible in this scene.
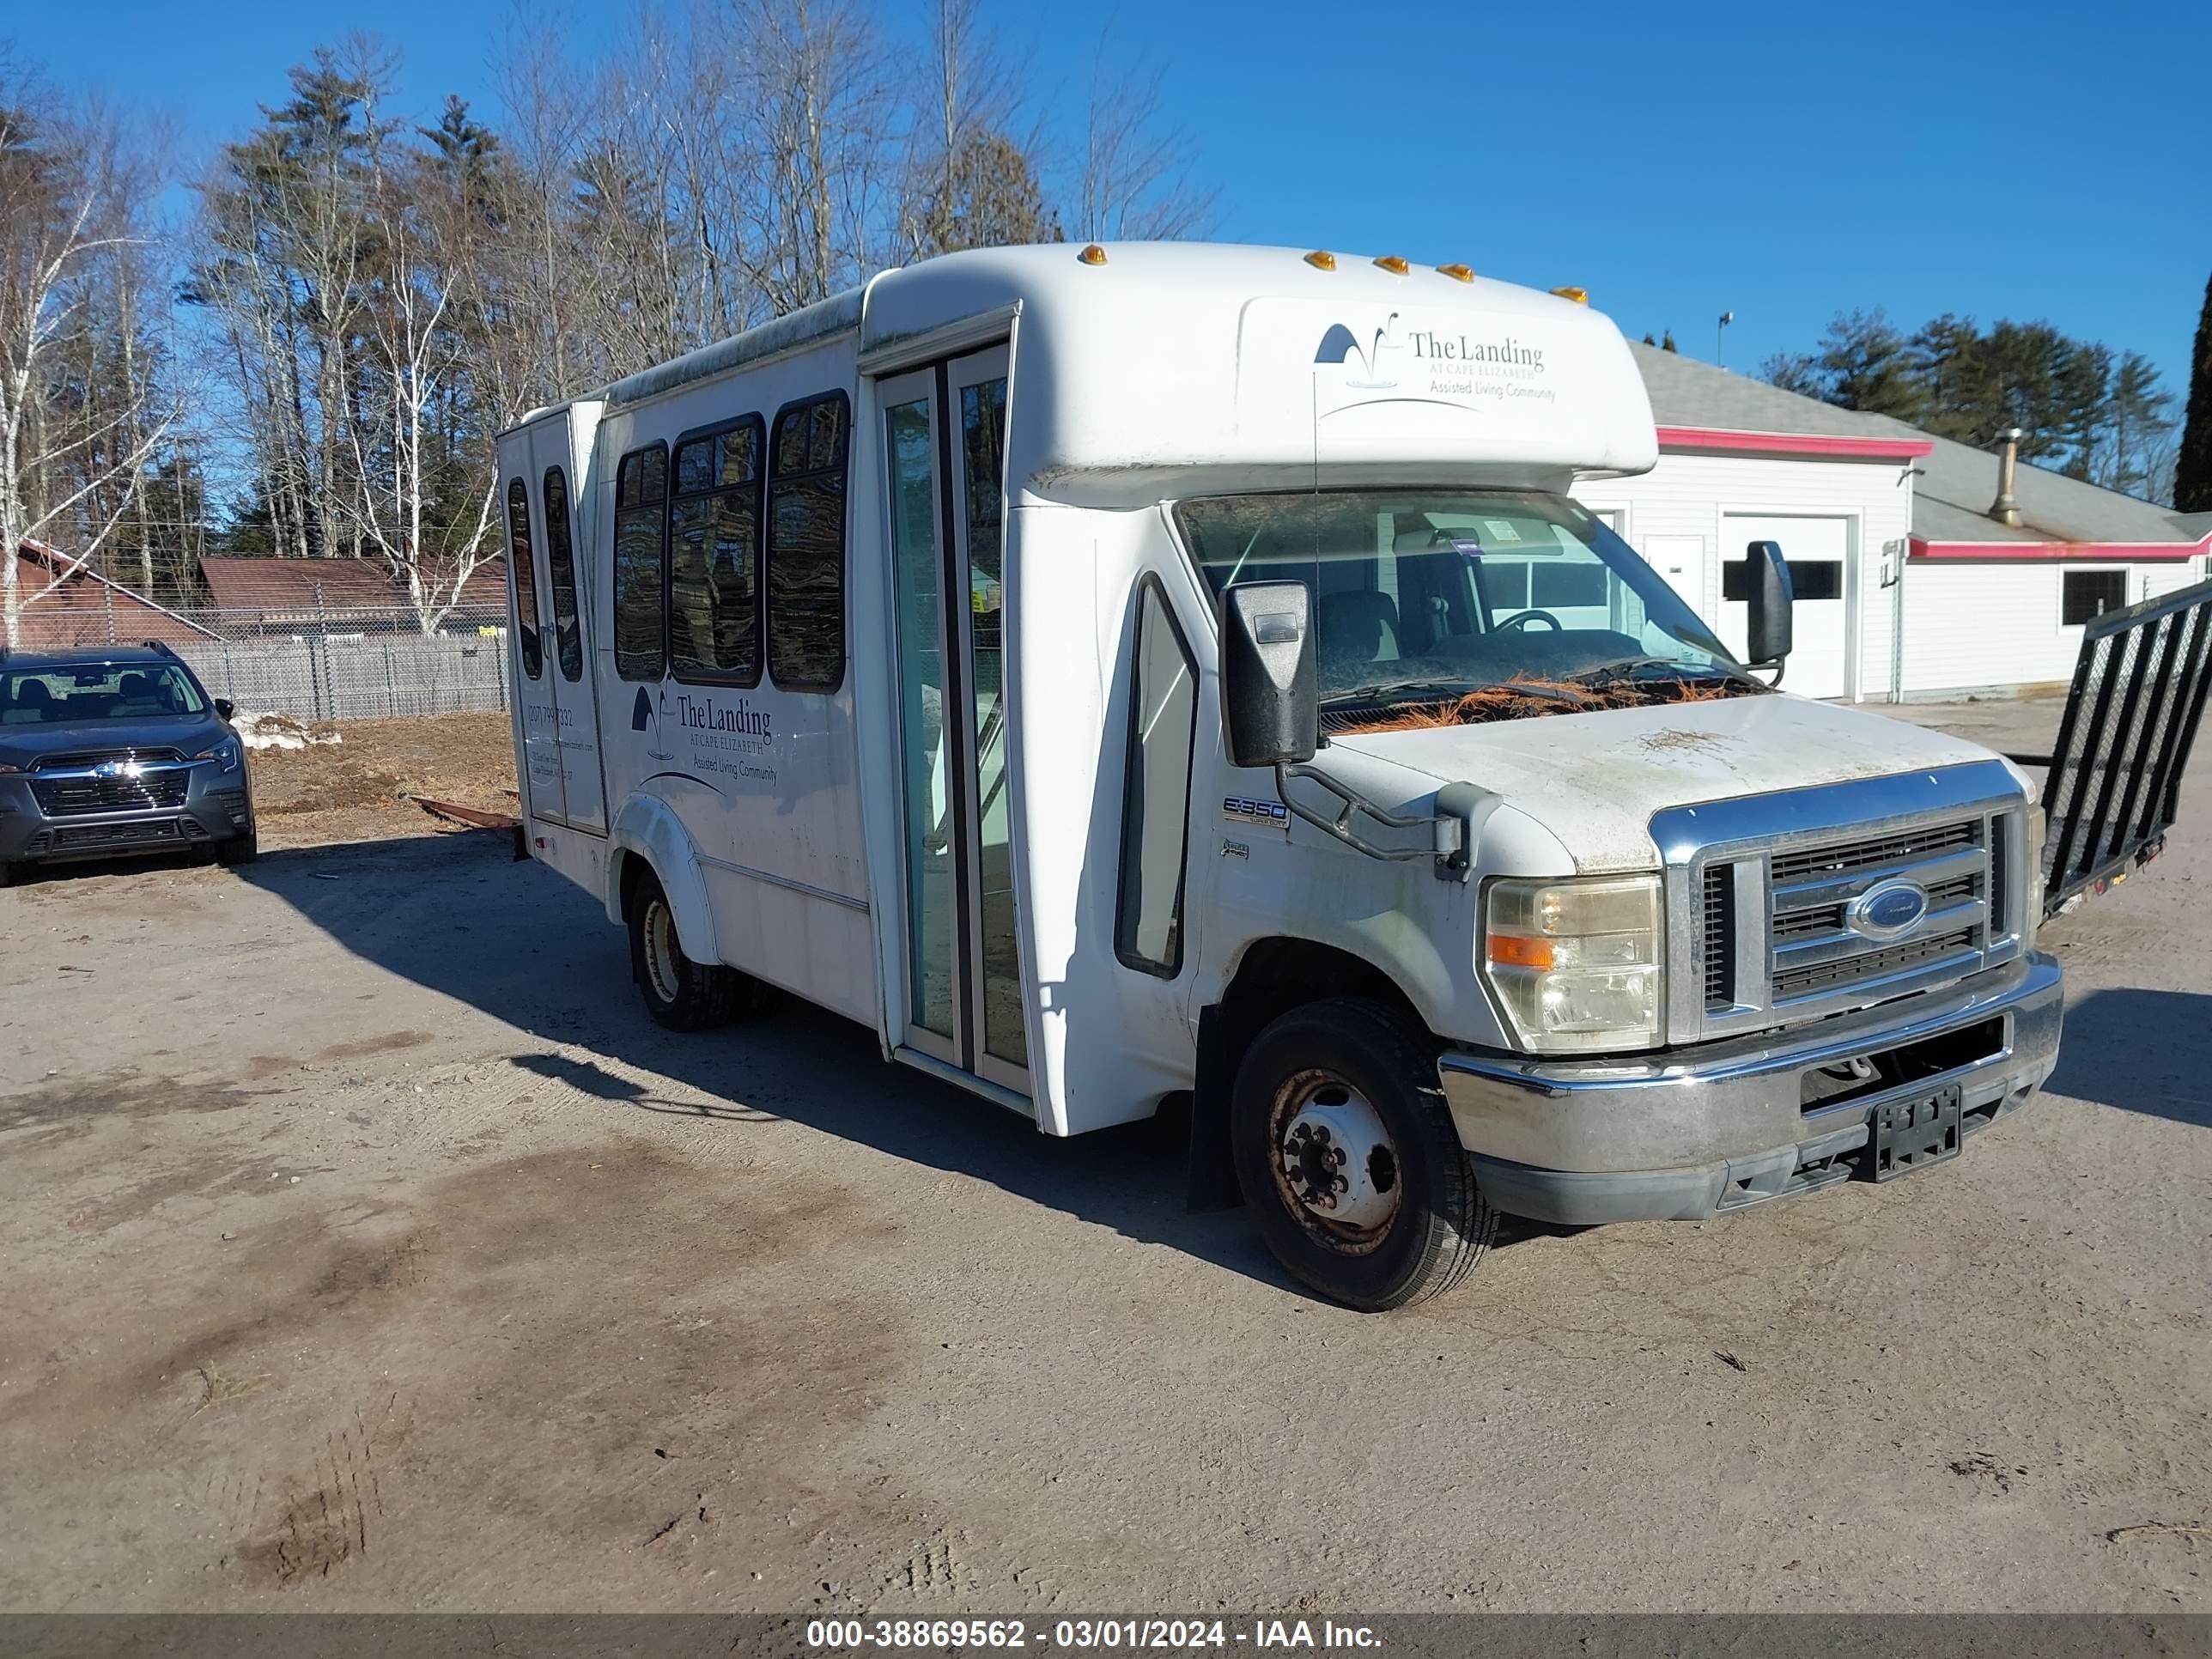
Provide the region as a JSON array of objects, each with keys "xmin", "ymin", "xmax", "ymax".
[{"xmin": 1317, "ymin": 591, "xmax": 1400, "ymax": 666}]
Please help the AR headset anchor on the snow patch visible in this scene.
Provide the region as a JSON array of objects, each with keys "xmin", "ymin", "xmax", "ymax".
[{"xmin": 231, "ymin": 710, "xmax": 343, "ymax": 751}]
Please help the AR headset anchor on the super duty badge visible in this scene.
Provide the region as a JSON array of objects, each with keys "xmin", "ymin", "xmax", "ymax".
[{"xmin": 1222, "ymin": 795, "xmax": 1289, "ymax": 829}]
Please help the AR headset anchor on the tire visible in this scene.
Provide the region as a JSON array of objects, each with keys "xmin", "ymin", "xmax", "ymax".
[
  {"xmin": 216, "ymin": 829, "xmax": 259, "ymax": 867},
  {"xmin": 627, "ymin": 871, "xmax": 748, "ymax": 1031},
  {"xmin": 1231, "ymin": 997, "xmax": 1496, "ymax": 1311}
]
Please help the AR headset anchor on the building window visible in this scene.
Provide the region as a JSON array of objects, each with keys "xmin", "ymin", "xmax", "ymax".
[
  {"xmin": 543, "ymin": 466, "xmax": 583, "ymax": 682},
  {"xmin": 1115, "ymin": 579, "xmax": 1198, "ymax": 976},
  {"xmin": 669, "ymin": 417, "xmax": 764, "ymax": 684},
  {"xmin": 613, "ymin": 444, "xmax": 668, "ymax": 681},
  {"xmin": 1723, "ymin": 557, "xmax": 1842, "ymax": 603},
  {"xmin": 2062, "ymin": 568, "xmax": 2128, "ymax": 627},
  {"xmin": 1529, "ymin": 559, "xmax": 1610, "ymax": 610},
  {"xmin": 768, "ymin": 392, "xmax": 850, "ymax": 692},
  {"xmin": 505, "ymin": 478, "xmax": 542, "ymax": 680}
]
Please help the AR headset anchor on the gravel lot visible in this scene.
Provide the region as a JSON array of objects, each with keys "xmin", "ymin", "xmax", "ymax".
[{"xmin": 1, "ymin": 701, "xmax": 2205, "ymax": 1613}]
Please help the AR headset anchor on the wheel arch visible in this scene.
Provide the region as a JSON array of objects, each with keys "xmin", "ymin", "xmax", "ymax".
[
  {"xmin": 1187, "ymin": 936, "xmax": 1433, "ymax": 1210},
  {"xmin": 604, "ymin": 793, "xmax": 720, "ymax": 968}
]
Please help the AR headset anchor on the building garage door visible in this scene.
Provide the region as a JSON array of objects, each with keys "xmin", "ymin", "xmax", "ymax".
[{"xmin": 1718, "ymin": 514, "xmax": 1852, "ymax": 700}]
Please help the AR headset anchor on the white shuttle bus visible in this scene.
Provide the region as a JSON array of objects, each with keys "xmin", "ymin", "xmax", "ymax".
[{"xmin": 496, "ymin": 243, "xmax": 2061, "ymax": 1311}]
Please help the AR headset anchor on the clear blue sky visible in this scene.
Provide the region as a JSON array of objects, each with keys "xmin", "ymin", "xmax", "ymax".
[{"xmin": 15, "ymin": 0, "xmax": 2211, "ymax": 392}]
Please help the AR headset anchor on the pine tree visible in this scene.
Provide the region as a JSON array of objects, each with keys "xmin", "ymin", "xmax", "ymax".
[
  {"xmin": 2179, "ymin": 270, "xmax": 2212, "ymax": 513},
  {"xmin": 1660, "ymin": 330, "xmax": 1677, "ymax": 354}
]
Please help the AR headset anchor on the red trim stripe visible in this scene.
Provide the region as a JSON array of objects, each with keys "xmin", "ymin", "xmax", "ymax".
[
  {"xmin": 1908, "ymin": 535, "xmax": 2209, "ymax": 564},
  {"xmin": 1655, "ymin": 424, "xmax": 1934, "ymax": 461}
]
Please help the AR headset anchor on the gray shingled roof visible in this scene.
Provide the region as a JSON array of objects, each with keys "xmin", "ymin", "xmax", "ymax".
[{"xmin": 1627, "ymin": 342, "xmax": 2202, "ymax": 549}]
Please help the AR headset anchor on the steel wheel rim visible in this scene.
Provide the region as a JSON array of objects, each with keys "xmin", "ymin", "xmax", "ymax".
[
  {"xmin": 1267, "ymin": 1066, "xmax": 1402, "ymax": 1255},
  {"xmin": 644, "ymin": 899, "xmax": 684, "ymax": 1005}
]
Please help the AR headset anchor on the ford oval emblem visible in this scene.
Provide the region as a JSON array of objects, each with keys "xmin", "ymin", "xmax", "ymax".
[{"xmin": 1848, "ymin": 878, "xmax": 1930, "ymax": 940}]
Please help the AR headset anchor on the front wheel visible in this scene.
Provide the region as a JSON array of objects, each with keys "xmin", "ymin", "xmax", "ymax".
[
  {"xmin": 1231, "ymin": 998, "xmax": 1495, "ymax": 1311},
  {"xmin": 627, "ymin": 872, "xmax": 750, "ymax": 1030}
]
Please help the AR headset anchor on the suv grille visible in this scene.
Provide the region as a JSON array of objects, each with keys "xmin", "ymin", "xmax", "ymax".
[
  {"xmin": 32, "ymin": 771, "xmax": 190, "ymax": 816},
  {"xmin": 29, "ymin": 748, "xmax": 185, "ymax": 770}
]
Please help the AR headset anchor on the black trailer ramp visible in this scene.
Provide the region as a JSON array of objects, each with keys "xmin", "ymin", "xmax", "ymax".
[{"xmin": 2023, "ymin": 576, "xmax": 2212, "ymax": 919}]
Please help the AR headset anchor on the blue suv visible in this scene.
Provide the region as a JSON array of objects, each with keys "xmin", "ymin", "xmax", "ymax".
[{"xmin": 0, "ymin": 643, "xmax": 257, "ymax": 882}]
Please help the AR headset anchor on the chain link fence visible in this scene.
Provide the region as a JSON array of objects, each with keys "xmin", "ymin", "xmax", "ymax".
[{"xmin": 60, "ymin": 585, "xmax": 515, "ymax": 723}]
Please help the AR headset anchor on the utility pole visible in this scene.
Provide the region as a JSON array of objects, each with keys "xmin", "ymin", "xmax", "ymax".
[{"xmin": 1717, "ymin": 311, "xmax": 1735, "ymax": 370}]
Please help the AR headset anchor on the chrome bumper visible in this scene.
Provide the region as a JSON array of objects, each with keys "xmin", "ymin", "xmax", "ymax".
[{"xmin": 1437, "ymin": 951, "xmax": 2063, "ymax": 1224}]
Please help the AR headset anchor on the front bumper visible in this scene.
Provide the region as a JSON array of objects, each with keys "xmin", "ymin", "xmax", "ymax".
[
  {"xmin": 1437, "ymin": 951, "xmax": 2063, "ymax": 1224},
  {"xmin": 0, "ymin": 767, "xmax": 254, "ymax": 865}
]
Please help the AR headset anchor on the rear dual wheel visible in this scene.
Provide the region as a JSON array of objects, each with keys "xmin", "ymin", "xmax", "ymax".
[
  {"xmin": 1231, "ymin": 998, "xmax": 1496, "ymax": 1312},
  {"xmin": 627, "ymin": 871, "xmax": 755, "ymax": 1030}
]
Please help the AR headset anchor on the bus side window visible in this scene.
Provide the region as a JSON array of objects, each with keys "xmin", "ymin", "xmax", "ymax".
[
  {"xmin": 543, "ymin": 466, "xmax": 583, "ymax": 681},
  {"xmin": 668, "ymin": 417, "xmax": 764, "ymax": 684},
  {"xmin": 505, "ymin": 477, "xmax": 543, "ymax": 679},
  {"xmin": 1115, "ymin": 578, "xmax": 1199, "ymax": 977},
  {"xmin": 766, "ymin": 392, "xmax": 850, "ymax": 693},
  {"xmin": 613, "ymin": 444, "xmax": 668, "ymax": 681}
]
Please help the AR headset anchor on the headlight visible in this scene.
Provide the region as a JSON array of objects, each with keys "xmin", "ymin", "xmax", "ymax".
[
  {"xmin": 192, "ymin": 738, "xmax": 242, "ymax": 773},
  {"xmin": 1484, "ymin": 874, "xmax": 1663, "ymax": 1054}
]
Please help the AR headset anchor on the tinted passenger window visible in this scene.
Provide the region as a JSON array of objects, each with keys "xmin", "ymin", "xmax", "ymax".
[
  {"xmin": 768, "ymin": 393, "xmax": 850, "ymax": 692},
  {"xmin": 1115, "ymin": 582, "xmax": 1198, "ymax": 975},
  {"xmin": 614, "ymin": 445, "xmax": 668, "ymax": 681},
  {"xmin": 669, "ymin": 421, "xmax": 763, "ymax": 682},
  {"xmin": 543, "ymin": 467, "xmax": 583, "ymax": 681},
  {"xmin": 505, "ymin": 478, "xmax": 542, "ymax": 679}
]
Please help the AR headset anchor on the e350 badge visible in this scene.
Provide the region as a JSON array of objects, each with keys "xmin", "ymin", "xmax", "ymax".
[{"xmin": 1222, "ymin": 795, "xmax": 1289, "ymax": 830}]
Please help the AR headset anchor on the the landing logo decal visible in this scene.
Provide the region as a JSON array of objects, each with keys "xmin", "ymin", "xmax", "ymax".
[
  {"xmin": 1315, "ymin": 316, "xmax": 1407, "ymax": 390},
  {"xmin": 632, "ymin": 684, "xmax": 675, "ymax": 762},
  {"xmin": 635, "ymin": 684, "xmax": 778, "ymax": 786},
  {"xmin": 1310, "ymin": 313, "xmax": 1554, "ymax": 414}
]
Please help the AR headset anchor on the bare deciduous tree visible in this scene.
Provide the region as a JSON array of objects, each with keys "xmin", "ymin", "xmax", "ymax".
[
  {"xmin": 0, "ymin": 54, "xmax": 181, "ymax": 646},
  {"xmin": 1072, "ymin": 33, "xmax": 1213, "ymax": 244}
]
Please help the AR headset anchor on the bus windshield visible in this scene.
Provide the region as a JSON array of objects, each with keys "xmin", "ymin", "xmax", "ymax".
[{"xmin": 1173, "ymin": 489, "xmax": 1752, "ymax": 720}]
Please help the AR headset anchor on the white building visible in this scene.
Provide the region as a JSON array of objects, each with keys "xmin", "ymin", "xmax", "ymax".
[{"xmin": 1584, "ymin": 343, "xmax": 2210, "ymax": 702}]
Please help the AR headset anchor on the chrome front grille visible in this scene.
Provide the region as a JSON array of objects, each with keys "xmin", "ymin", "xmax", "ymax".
[
  {"xmin": 1656, "ymin": 763, "xmax": 2033, "ymax": 1045},
  {"xmin": 1766, "ymin": 817, "xmax": 1989, "ymax": 1009}
]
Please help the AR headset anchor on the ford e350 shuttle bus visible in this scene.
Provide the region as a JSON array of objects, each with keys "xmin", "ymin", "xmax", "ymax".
[{"xmin": 495, "ymin": 242, "xmax": 2061, "ymax": 1311}]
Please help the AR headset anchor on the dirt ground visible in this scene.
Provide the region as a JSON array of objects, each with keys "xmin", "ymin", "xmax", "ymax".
[
  {"xmin": 247, "ymin": 711, "xmax": 519, "ymax": 848},
  {"xmin": 0, "ymin": 702, "xmax": 2206, "ymax": 1613}
]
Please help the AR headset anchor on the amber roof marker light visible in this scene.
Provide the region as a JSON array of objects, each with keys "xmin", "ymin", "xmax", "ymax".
[
  {"xmin": 1373, "ymin": 254, "xmax": 1410, "ymax": 275},
  {"xmin": 1077, "ymin": 244, "xmax": 1108, "ymax": 266},
  {"xmin": 1436, "ymin": 263, "xmax": 1474, "ymax": 283},
  {"xmin": 1551, "ymin": 285, "xmax": 1589, "ymax": 304},
  {"xmin": 1304, "ymin": 250, "xmax": 1337, "ymax": 271}
]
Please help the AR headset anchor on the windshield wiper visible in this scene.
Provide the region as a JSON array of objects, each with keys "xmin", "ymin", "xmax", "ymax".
[
  {"xmin": 1319, "ymin": 678, "xmax": 1477, "ymax": 708},
  {"xmin": 1569, "ymin": 657, "xmax": 1756, "ymax": 688}
]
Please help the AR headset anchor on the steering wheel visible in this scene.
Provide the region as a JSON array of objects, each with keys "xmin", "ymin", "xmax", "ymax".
[{"xmin": 1495, "ymin": 609, "xmax": 1563, "ymax": 632}]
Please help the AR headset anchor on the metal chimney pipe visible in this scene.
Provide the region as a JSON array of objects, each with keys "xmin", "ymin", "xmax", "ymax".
[{"xmin": 1990, "ymin": 427, "xmax": 2025, "ymax": 528}]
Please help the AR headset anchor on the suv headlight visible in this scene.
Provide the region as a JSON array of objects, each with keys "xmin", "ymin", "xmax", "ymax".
[
  {"xmin": 192, "ymin": 737, "xmax": 242, "ymax": 773},
  {"xmin": 1484, "ymin": 874, "xmax": 1663, "ymax": 1053}
]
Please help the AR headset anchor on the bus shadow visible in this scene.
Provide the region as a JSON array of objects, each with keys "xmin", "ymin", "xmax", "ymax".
[
  {"xmin": 2047, "ymin": 988, "xmax": 2212, "ymax": 1129},
  {"xmin": 240, "ymin": 832, "xmax": 1316, "ymax": 1295}
]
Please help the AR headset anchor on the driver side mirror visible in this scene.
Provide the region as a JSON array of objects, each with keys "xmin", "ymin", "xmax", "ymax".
[
  {"xmin": 213, "ymin": 697, "xmax": 236, "ymax": 722},
  {"xmin": 1220, "ymin": 580, "xmax": 1317, "ymax": 769},
  {"xmin": 1744, "ymin": 540, "xmax": 1794, "ymax": 668}
]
